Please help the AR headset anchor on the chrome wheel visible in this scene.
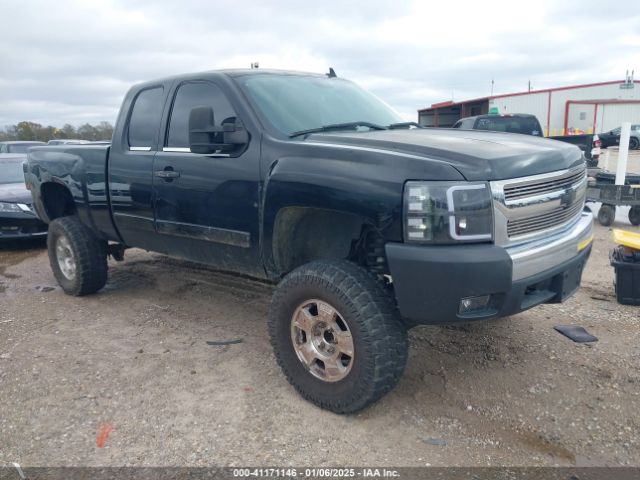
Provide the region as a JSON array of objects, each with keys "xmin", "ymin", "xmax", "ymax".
[
  {"xmin": 55, "ymin": 235, "xmax": 77, "ymax": 280},
  {"xmin": 290, "ymin": 299, "xmax": 354, "ymax": 382}
]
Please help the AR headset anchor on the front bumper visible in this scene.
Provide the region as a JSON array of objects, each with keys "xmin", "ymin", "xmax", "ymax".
[
  {"xmin": 0, "ymin": 211, "xmax": 48, "ymax": 240},
  {"xmin": 386, "ymin": 212, "xmax": 593, "ymax": 325}
]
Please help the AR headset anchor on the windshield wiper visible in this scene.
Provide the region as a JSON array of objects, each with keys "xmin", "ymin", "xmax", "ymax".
[
  {"xmin": 289, "ymin": 121, "xmax": 387, "ymax": 138},
  {"xmin": 388, "ymin": 122, "xmax": 424, "ymax": 129}
]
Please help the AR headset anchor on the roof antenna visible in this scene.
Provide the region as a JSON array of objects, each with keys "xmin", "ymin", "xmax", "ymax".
[{"xmin": 327, "ymin": 67, "xmax": 337, "ymax": 78}]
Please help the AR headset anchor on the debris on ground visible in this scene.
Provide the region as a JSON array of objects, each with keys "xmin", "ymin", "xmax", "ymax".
[
  {"xmin": 96, "ymin": 423, "xmax": 114, "ymax": 448},
  {"xmin": 553, "ymin": 325, "xmax": 598, "ymax": 343},
  {"xmin": 422, "ymin": 437, "xmax": 447, "ymax": 446},
  {"xmin": 206, "ymin": 338, "xmax": 244, "ymax": 346}
]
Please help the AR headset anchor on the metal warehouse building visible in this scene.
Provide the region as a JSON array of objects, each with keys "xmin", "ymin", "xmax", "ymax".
[{"xmin": 418, "ymin": 77, "xmax": 640, "ymax": 136}]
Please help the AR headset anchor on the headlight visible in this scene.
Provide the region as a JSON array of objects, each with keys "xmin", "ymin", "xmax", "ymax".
[
  {"xmin": 0, "ymin": 202, "xmax": 23, "ymax": 213},
  {"xmin": 404, "ymin": 181, "xmax": 493, "ymax": 243}
]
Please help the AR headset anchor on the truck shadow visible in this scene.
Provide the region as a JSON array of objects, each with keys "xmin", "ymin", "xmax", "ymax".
[
  {"xmin": 389, "ymin": 319, "xmax": 582, "ymax": 464},
  {"xmin": 0, "ymin": 237, "xmax": 47, "ymax": 252}
]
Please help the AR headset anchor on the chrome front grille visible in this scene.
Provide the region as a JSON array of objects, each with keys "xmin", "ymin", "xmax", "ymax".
[
  {"xmin": 491, "ymin": 165, "xmax": 587, "ymax": 245},
  {"xmin": 503, "ymin": 168, "xmax": 586, "ymax": 201},
  {"xmin": 507, "ymin": 197, "xmax": 584, "ymax": 237}
]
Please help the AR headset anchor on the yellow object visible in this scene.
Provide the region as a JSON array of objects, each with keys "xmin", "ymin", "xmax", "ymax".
[
  {"xmin": 577, "ymin": 234, "xmax": 594, "ymax": 252},
  {"xmin": 612, "ymin": 229, "xmax": 640, "ymax": 250}
]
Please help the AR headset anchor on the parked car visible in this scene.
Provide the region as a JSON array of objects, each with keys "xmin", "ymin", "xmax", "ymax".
[
  {"xmin": 0, "ymin": 155, "xmax": 48, "ymax": 240},
  {"xmin": 47, "ymin": 139, "xmax": 90, "ymax": 145},
  {"xmin": 25, "ymin": 69, "xmax": 593, "ymax": 413},
  {"xmin": 598, "ymin": 125, "xmax": 640, "ymax": 150},
  {"xmin": 0, "ymin": 141, "xmax": 46, "ymax": 154}
]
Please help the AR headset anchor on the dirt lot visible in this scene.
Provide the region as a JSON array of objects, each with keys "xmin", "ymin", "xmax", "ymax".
[{"xmin": 1, "ymin": 217, "xmax": 639, "ymax": 467}]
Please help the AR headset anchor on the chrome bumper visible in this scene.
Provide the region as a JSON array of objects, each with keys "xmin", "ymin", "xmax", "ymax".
[{"xmin": 506, "ymin": 211, "xmax": 594, "ymax": 281}]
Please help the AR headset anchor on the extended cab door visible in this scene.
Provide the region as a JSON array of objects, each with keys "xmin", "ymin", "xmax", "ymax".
[
  {"xmin": 108, "ymin": 85, "xmax": 166, "ymax": 250},
  {"xmin": 151, "ymin": 80, "xmax": 263, "ymax": 277}
]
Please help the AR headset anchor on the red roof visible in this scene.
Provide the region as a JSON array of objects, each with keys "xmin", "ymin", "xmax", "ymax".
[{"xmin": 419, "ymin": 80, "xmax": 640, "ymax": 113}]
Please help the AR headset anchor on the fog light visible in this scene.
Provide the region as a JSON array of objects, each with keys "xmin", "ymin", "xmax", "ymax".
[{"xmin": 459, "ymin": 295, "xmax": 491, "ymax": 314}]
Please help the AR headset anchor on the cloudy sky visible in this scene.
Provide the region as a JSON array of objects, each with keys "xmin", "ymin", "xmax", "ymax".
[{"xmin": 1, "ymin": 0, "xmax": 639, "ymax": 127}]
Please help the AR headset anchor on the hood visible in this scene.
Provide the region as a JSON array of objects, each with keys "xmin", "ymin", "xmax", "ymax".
[
  {"xmin": 0, "ymin": 182, "xmax": 32, "ymax": 204},
  {"xmin": 304, "ymin": 128, "xmax": 584, "ymax": 181}
]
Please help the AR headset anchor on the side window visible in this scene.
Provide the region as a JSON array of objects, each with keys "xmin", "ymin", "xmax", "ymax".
[
  {"xmin": 452, "ymin": 121, "xmax": 462, "ymax": 129},
  {"xmin": 476, "ymin": 119, "xmax": 492, "ymax": 131},
  {"xmin": 0, "ymin": 144, "xmax": 5, "ymax": 153},
  {"xmin": 166, "ymin": 82, "xmax": 237, "ymax": 149},
  {"xmin": 128, "ymin": 87, "xmax": 164, "ymax": 149}
]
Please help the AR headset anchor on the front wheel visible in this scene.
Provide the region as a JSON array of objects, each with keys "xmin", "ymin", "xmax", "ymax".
[
  {"xmin": 268, "ymin": 260, "xmax": 408, "ymax": 413},
  {"xmin": 47, "ymin": 216, "xmax": 108, "ymax": 296},
  {"xmin": 630, "ymin": 137, "xmax": 639, "ymax": 150}
]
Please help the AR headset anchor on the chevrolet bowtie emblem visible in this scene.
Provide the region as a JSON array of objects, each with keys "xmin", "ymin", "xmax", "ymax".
[{"xmin": 560, "ymin": 189, "xmax": 576, "ymax": 208}]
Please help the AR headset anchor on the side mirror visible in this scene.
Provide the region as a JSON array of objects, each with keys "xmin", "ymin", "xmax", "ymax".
[{"xmin": 188, "ymin": 106, "xmax": 249, "ymax": 154}]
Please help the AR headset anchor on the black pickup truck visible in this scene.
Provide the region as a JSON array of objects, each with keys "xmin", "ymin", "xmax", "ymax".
[{"xmin": 25, "ymin": 70, "xmax": 594, "ymax": 413}]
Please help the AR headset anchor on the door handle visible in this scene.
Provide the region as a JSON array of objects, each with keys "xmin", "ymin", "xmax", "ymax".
[{"xmin": 154, "ymin": 169, "xmax": 180, "ymax": 179}]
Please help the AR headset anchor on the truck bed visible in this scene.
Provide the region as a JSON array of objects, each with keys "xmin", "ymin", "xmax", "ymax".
[
  {"xmin": 548, "ymin": 134, "xmax": 595, "ymax": 160},
  {"xmin": 26, "ymin": 144, "xmax": 120, "ymax": 241}
]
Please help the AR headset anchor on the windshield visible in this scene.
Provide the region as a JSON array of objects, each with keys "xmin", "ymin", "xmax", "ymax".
[
  {"xmin": 8, "ymin": 143, "xmax": 41, "ymax": 153},
  {"xmin": 235, "ymin": 74, "xmax": 404, "ymax": 136},
  {"xmin": 0, "ymin": 159, "xmax": 26, "ymax": 184},
  {"xmin": 475, "ymin": 117, "xmax": 542, "ymax": 136}
]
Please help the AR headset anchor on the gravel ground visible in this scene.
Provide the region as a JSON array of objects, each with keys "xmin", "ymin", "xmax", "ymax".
[{"xmin": 1, "ymin": 218, "xmax": 639, "ymax": 467}]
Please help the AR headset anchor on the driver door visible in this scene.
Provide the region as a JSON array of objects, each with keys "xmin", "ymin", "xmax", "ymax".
[{"xmin": 152, "ymin": 80, "xmax": 262, "ymax": 276}]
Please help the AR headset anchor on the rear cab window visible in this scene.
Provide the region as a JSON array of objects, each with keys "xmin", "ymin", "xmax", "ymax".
[
  {"xmin": 475, "ymin": 116, "xmax": 542, "ymax": 136},
  {"xmin": 128, "ymin": 87, "xmax": 164, "ymax": 151}
]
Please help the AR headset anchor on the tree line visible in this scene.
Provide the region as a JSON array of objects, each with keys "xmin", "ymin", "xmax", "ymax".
[{"xmin": 0, "ymin": 121, "xmax": 114, "ymax": 142}]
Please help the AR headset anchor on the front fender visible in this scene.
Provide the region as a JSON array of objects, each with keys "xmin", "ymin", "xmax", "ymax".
[{"xmin": 261, "ymin": 154, "xmax": 404, "ymax": 276}]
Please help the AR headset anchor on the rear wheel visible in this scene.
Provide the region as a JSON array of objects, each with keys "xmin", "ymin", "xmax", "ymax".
[
  {"xmin": 629, "ymin": 206, "xmax": 640, "ymax": 226},
  {"xmin": 597, "ymin": 204, "xmax": 616, "ymax": 226},
  {"xmin": 47, "ymin": 216, "xmax": 108, "ymax": 296},
  {"xmin": 268, "ymin": 259, "xmax": 408, "ymax": 413}
]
